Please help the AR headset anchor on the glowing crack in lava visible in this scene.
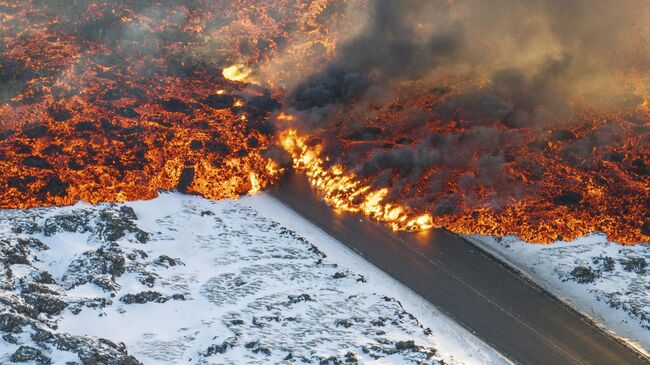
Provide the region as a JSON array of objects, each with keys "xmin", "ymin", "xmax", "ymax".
[
  {"xmin": 0, "ymin": 0, "xmax": 649, "ymax": 245},
  {"xmin": 0, "ymin": 0, "xmax": 333, "ymax": 208}
]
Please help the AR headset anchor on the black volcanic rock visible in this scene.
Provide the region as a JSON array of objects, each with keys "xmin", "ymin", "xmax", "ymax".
[
  {"xmin": 39, "ymin": 176, "xmax": 68, "ymax": 198},
  {"xmin": 549, "ymin": 129, "xmax": 576, "ymax": 141},
  {"xmin": 202, "ymin": 94, "xmax": 233, "ymax": 109},
  {"xmin": 161, "ymin": 98, "xmax": 190, "ymax": 113},
  {"xmin": 22, "ymin": 123, "xmax": 49, "ymax": 138},
  {"xmin": 552, "ymin": 191, "xmax": 583, "ymax": 207},
  {"xmin": 116, "ymin": 106, "xmax": 140, "ymax": 119},
  {"xmin": 10, "ymin": 345, "xmax": 52, "ymax": 365},
  {"xmin": 177, "ymin": 167, "xmax": 195, "ymax": 193},
  {"xmin": 23, "ymin": 156, "xmax": 53, "ymax": 170}
]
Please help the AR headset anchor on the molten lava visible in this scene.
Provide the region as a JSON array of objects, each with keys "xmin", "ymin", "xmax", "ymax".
[
  {"xmin": 281, "ymin": 128, "xmax": 434, "ymax": 231},
  {"xmin": 0, "ymin": 0, "xmax": 648, "ymax": 245},
  {"xmin": 0, "ymin": 0, "xmax": 332, "ymax": 208}
]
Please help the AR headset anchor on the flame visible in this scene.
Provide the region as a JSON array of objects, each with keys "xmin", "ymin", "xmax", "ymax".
[
  {"xmin": 222, "ymin": 64, "xmax": 253, "ymax": 83},
  {"xmin": 248, "ymin": 172, "xmax": 261, "ymax": 195},
  {"xmin": 280, "ymin": 129, "xmax": 435, "ymax": 231},
  {"xmin": 0, "ymin": 0, "xmax": 647, "ymax": 246}
]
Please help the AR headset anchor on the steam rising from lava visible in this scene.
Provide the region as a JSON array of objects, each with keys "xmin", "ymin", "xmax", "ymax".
[
  {"xmin": 281, "ymin": 0, "xmax": 649, "ymax": 244},
  {"xmin": 0, "ymin": 0, "xmax": 648, "ymax": 244}
]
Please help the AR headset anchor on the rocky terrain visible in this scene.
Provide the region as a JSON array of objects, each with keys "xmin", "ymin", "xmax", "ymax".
[
  {"xmin": 468, "ymin": 234, "xmax": 650, "ymax": 355},
  {"xmin": 0, "ymin": 193, "xmax": 504, "ymax": 364}
]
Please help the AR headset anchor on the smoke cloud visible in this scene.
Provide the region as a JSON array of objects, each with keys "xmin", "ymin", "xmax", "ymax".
[
  {"xmin": 283, "ymin": 0, "xmax": 650, "ymax": 218},
  {"xmin": 289, "ymin": 0, "xmax": 650, "ymax": 124}
]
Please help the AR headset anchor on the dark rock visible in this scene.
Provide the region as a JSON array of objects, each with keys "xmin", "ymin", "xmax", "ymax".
[
  {"xmin": 604, "ymin": 152, "xmax": 625, "ymax": 163},
  {"xmin": 345, "ymin": 352, "xmax": 359, "ymax": 364},
  {"xmin": 68, "ymin": 159, "xmax": 84, "ymax": 170},
  {"xmin": 18, "ymin": 237, "xmax": 48, "ymax": 251},
  {"xmin": 120, "ymin": 291, "xmax": 165, "ymax": 304},
  {"xmin": 205, "ymin": 141, "xmax": 230, "ymax": 155},
  {"xmin": 202, "ymin": 94, "xmax": 234, "ymax": 109},
  {"xmin": 395, "ymin": 340, "xmax": 419, "ymax": 351},
  {"xmin": 62, "ymin": 249, "xmax": 125, "ymax": 290},
  {"xmin": 2, "ymin": 333, "xmax": 19, "ymax": 344},
  {"xmin": 23, "ymin": 293, "xmax": 68, "ymax": 315},
  {"xmin": 23, "ymin": 156, "xmax": 53, "ymax": 169},
  {"xmin": 10, "ymin": 345, "xmax": 52, "ymax": 364},
  {"xmin": 631, "ymin": 158, "xmax": 649, "ymax": 176},
  {"xmin": 134, "ymin": 230, "xmax": 150, "ymax": 243},
  {"xmin": 570, "ymin": 266, "xmax": 598, "ymax": 284},
  {"xmin": 92, "ymin": 275, "xmax": 121, "ymax": 292},
  {"xmin": 74, "ymin": 121, "xmax": 96, "ymax": 132},
  {"xmin": 177, "ymin": 167, "xmax": 195, "ymax": 193},
  {"xmin": 7, "ymin": 175, "xmax": 38, "ymax": 192},
  {"xmin": 39, "ymin": 176, "xmax": 68, "ymax": 197},
  {"xmin": 287, "ymin": 293, "xmax": 314, "ymax": 305},
  {"xmin": 189, "ymin": 139, "xmax": 203, "ymax": 151},
  {"xmin": 347, "ymin": 127, "xmax": 383, "ymax": 141},
  {"xmin": 161, "ymin": 98, "xmax": 189, "ymax": 113},
  {"xmin": 50, "ymin": 333, "xmax": 142, "ymax": 365},
  {"xmin": 11, "ymin": 219, "xmax": 40, "ymax": 235},
  {"xmin": 203, "ymin": 341, "xmax": 232, "ymax": 356},
  {"xmin": 20, "ymin": 282, "xmax": 59, "ymax": 295},
  {"xmin": 395, "ymin": 137, "xmax": 413, "ymax": 145},
  {"xmin": 44, "ymin": 214, "xmax": 91, "ymax": 236},
  {"xmin": 116, "ymin": 106, "xmax": 140, "ymax": 118},
  {"xmin": 34, "ymin": 271, "xmax": 56, "ymax": 285},
  {"xmin": 22, "ymin": 123, "xmax": 49, "ymax": 138},
  {"xmin": 48, "ymin": 106, "xmax": 73, "ymax": 121},
  {"xmin": 502, "ymin": 111, "xmax": 532, "ymax": 128},
  {"xmin": 154, "ymin": 255, "xmax": 183, "ymax": 267},
  {"xmin": 0, "ymin": 313, "xmax": 34, "ymax": 333},
  {"xmin": 552, "ymin": 191, "xmax": 583, "ymax": 207},
  {"xmin": 621, "ymin": 257, "xmax": 647, "ymax": 274},
  {"xmin": 335, "ymin": 319, "xmax": 353, "ymax": 328},
  {"xmin": 593, "ymin": 256, "xmax": 615, "ymax": 272},
  {"xmin": 41, "ymin": 143, "xmax": 63, "ymax": 156},
  {"xmin": 549, "ymin": 129, "xmax": 576, "ymax": 141}
]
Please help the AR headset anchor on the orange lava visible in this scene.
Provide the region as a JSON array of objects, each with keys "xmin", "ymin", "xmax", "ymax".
[{"xmin": 0, "ymin": 0, "xmax": 648, "ymax": 245}]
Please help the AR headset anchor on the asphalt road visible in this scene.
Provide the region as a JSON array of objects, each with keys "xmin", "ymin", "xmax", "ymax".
[{"xmin": 270, "ymin": 173, "xmax": 649, "ymax": 365}]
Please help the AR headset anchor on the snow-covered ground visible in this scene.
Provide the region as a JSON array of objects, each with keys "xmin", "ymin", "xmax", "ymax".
[
  {"xmin": 0, "ymin": 192, "xmax": 508, "ymax": 365},
  {"xmin": 466, "ymin": 234, "xmax": 650, "ymax": 356}
]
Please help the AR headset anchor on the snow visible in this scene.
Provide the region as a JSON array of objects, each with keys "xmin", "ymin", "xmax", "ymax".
[
  {"xmin": 0, "ymin": 192, "xmax": 509, "ymax": 365},
  {"xmin": 466, "ymin": 234, "xmax": 650, "ymax": 356}
]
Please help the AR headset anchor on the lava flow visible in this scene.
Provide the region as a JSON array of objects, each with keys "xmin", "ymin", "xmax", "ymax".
[
  {"xmin": 0, "ymin": 0, "xmax": 649, "ymax": 245},
  {"xmin": 0, "ymin": 0, "xmax": 338, "ymax": 208}
]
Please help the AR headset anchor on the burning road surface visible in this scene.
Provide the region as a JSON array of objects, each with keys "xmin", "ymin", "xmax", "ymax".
[{"xmin": 0, "ymin": 0, "xmax": 649, "ymax": 244}]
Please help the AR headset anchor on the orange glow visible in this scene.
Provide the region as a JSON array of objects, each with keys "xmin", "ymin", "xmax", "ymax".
[{"xmin": 280, "ymin": 129, "xmax": 435, "ymax": 231}]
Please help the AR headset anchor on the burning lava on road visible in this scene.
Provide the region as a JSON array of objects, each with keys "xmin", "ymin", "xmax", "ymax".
[{"xmin": 0, "ymin": 0, "xmax": 648, "ymax": 244}]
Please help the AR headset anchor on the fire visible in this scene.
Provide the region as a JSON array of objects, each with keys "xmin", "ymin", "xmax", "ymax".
[
  {"xmin": 222, "ymin": 64, "xmax": 253, "ymax": 83},
  {"xmin": 0, "ymin": 0, "xmax": 648, "ymax": 245},
  {"xmin": 280, "ymin": 129, "xmax": 435, "ymax": 231},
  {"xmin": 248, "ymin": 172, "xmax": 261, "ymax": 195}
]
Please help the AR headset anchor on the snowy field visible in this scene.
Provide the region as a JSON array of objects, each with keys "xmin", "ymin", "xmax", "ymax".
[
  {"xmin": 0, "ymin": 192, "xmax": 508, "ymax": 365},
  {"xmin": 467, "ymin": 234, "xmax": 650, "ymax": 356}
]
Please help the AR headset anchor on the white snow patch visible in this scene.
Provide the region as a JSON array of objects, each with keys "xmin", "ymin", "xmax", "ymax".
[
  {"xmin": 1, "ymin": 192, "xmax": 509, "ymax": 365},
  {"xmin": 467, "ymin": 234, "xmax": 650, "ymax": 356}
]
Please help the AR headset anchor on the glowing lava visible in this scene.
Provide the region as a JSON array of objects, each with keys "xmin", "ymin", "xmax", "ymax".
[{"xmin": 280, "ymin": 129, "xmax": 434, "ymax": 231}]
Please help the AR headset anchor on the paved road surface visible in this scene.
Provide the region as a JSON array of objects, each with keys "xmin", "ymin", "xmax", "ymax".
[{"xmin": 270, "ymin": 173, "xmax": 649, "ymax": 365}]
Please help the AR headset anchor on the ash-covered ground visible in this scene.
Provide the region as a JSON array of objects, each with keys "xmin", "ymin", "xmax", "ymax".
[
  {"xmin": 467, "ymin": 234, "xmax": 650, "ymax": 355},
  {"xmin": 0, "ymin": 193, "xmax": 505, "ymax": 365}
]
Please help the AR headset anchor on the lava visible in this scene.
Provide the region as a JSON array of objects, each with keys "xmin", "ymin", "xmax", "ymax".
[
  {"xmin": 0, "ymin": 0, "xmax": 336, "ymax": 208},
  {"xmin": 280, "ymin": 128, "xmax": 434, "ymax": 231},
  {"xmin": 0, "ymin": 0, "xmax": 648, "ymax": 245}
]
